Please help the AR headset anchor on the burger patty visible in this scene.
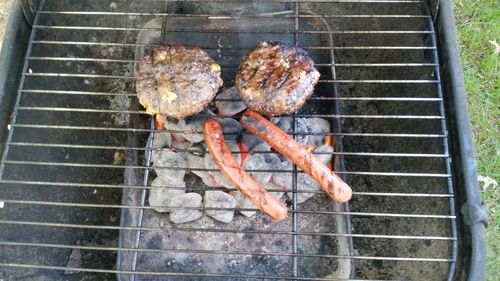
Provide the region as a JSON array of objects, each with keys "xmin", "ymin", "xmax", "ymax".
[
  {"xmin": 135, "ymin": 43, "xmax": 223, "ymax": 119},
  {"xmin": 235, "ymin": 42, "xmax": 320, "ymax": 116}
]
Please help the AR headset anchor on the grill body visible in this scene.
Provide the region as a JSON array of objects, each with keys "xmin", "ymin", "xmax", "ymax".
[{"xmin": 0, "ymin": 0, "xmax": 486, "ymax": 280}]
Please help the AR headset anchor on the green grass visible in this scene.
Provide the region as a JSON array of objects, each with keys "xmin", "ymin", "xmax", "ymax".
[{"xmin": 453, "ymin": 0, "xmax": 500, "ymax": 279}]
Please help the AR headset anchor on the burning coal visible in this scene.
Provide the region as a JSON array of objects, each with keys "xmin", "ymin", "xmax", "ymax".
[{"xmin": 147, "ymin": 87, "xmax": 334, "ymax": 224}]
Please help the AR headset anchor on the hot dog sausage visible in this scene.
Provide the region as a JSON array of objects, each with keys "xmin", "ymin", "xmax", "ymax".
[
  {"xmin": 203, "ymin": 118, "xmax": 288, "ymax": 221},
  {"xmin": 240, "ymin": 110, "xmax": 352, "ymax": 203}
]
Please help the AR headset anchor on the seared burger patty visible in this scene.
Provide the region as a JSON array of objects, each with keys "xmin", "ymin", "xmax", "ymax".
[
  {"xmin": 136, "ymin": 43, "xmax": 223, "ymax": 119},
  {"xmin": 235, "ymin": 42, "xmax": 320, "ymax": 116}
]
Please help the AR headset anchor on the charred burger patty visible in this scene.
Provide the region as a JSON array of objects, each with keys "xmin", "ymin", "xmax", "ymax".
[
  {"xmin": 136, "ymin": 43, "xmax": 223, "ymax": 119},
  {"xmin": 235, "ymin": 42, "xmax": 320, "ymax": 116}
]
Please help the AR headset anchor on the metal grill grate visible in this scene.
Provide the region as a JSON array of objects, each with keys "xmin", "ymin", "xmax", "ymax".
[{"xmin": 0, "ymin": 0, "xmax": 457, "ymax": 280}]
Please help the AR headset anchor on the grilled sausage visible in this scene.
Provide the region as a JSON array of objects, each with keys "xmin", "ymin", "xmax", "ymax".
[
  {"xmin": 203, "ymin": 118, "xmax": 288, "ymax": 221},
  {"xmin": 240, "ymin": 110, "xmax": 352, "ymax": 203}
]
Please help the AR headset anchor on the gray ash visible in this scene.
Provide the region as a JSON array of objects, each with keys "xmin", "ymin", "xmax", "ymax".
[{"xmin": 133, "ymin": 191, "xmax": 339, "ymax": 280}]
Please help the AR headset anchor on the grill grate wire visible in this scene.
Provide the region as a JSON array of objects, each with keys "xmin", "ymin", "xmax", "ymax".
[{"xmin": 0, "ymin": 0, "xmax": 458, "ymax": 280}]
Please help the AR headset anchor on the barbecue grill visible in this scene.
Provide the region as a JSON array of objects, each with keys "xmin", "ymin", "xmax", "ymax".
[{"xmin": 0, "ymin": 0, "xmax": 486, "ymax": 280}]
